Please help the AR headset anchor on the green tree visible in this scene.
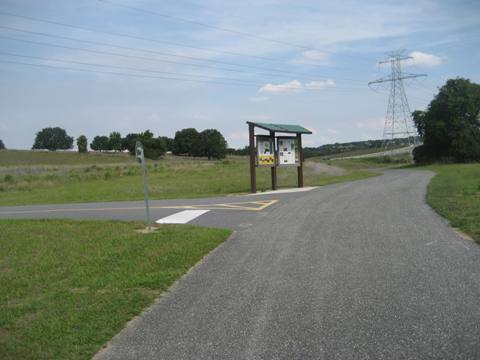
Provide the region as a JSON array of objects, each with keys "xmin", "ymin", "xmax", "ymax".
[
  {"xmin": 76, "ymin": 135, "xmax": 88, "ymax": 153},
  {"xmin": 32, "ymin": 127, "xmax": 74, "ymax": 151},
  {"xmin": 109, "ymin": 131, "xmax": 122, "ymax": 152},
  {"xmin": 413, "ymin": 78, "xmax": 480, "ymax": 163},
  {"xmin": 143, "ymin": 137, "xmax": 167, "ymax": 160},
  {"xmin": 195, "ymin": 129, "xmax": 227, "ymax": 160},
  {"xmin": 160, "ymin": 136, "xmax": 174, "ymax": 152},
  {"xmin": 172, "ymin": 128, "xmax": 199, "ymax": 156},
  {"xmin": 90, "ymin": 136, "xmax": 109, "ymax": 151},
  {"xmin": 0, "ymin": 139, "xmax": 5, "ymax": 150},
  {"xmin": 121, "ymin": 130, "xmax": 165, "ymax": 159}
]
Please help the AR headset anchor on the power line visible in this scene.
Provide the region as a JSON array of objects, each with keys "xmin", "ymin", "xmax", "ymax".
[
  {"xmin": 0, "ymin": 35, "xmax": 302, "ymax": 81},
  {"xmin": 0, "ymin": 25, "xmax": 367, "ymax": 83},
  {"xmin": 0, "ymin": 51, "xmax": 264, "ymax": 85},
  {"xmin": 0, "ymin": 10, "xmax": 279, "ymax": 63},
  {"xmin": 0, "ymin": 58, "xmax": 259, "ymax": 86},
  {"xmin": 0, "ymin": 35, "xmax": 369, "ymax": 87},
  {"xmin": 0, "ymin": 10, "xmax": 375, "ymax": 73},
  {"xmin": 0, "ymin": 58, "xmax": 368, "ymax": 93},
  {"xmin": 98, "ymin": 0, "xmax": 311, "ymax": 50},
  {"xmin": 98, "ymin": 0, "xmax": 380, "ymax": 65}
]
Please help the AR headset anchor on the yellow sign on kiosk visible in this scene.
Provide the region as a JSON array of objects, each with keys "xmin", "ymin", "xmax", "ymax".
[{"xmin": 256, "ymin": 136, "xmax": 275, "ymax": 167}]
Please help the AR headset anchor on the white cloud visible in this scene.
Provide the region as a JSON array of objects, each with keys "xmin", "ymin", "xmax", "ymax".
[
  {"xmin": 259, "ymin": 80, "xmax": 302, "ymax": 94},
  {"xmin": 305, "ymin": 80, "xmax": 336, "ymax": 90},
  {"xmin": 408, "ymin": 51, "xmax": 442, "ymax": 67},
  {"xmin": 259, "ymin": 79, "xmax": 335, "ymax": 94},
  {"xmin": 302, "ymin": 50, "xmax": 329, "ymax": 62},
  {"xmin": 326, "ymin": 128, "xmax": 338, "ymax": 134}
]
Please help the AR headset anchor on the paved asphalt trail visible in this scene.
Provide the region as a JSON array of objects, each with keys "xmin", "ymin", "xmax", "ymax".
[{"xmin": 3, "ymin": 170, "xmax": 480, "ymax": 359}]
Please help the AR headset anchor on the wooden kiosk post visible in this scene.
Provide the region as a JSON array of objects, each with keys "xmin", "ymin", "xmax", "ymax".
[
  {"xmin": 270, "ymin": 131, "xmax": 278, "ymax": 190},
  {"xmin": 297, "ymin": 133, "xmax": 304, "ymax": 188},
  {"xmin": 248, "ymin": 122, "xmax": 256, "ymax": 193},
  {"xmin": 247, "ymin": 122, "xmax": 312, "ymax": 193}
]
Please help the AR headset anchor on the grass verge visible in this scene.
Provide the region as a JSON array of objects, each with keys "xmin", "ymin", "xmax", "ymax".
[
  {"xmin": 0, "ymin": 219, "xmax": 231, "ymax": 359},
  {"xmin": 423, "ymin": 163, "xmax": 480, "ymax": 242},
  {"xmin": 0, "ymin": 153, "xmax": 379, "ymax": 206}
]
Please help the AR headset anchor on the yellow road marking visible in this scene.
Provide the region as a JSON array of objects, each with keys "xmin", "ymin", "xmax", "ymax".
[{"xmin": 0, "ymin": 200, "xmax": 278, "ymax": 215}]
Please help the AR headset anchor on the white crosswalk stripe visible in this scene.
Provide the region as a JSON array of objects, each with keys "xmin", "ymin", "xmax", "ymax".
[{"xmin": 155, "ymin": 210, "xmax": 210, "ymax": 224}]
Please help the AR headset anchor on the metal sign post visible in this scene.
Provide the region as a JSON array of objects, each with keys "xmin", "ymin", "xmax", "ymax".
[{"xmin": 135, "ymin": 141, "xmax": 152, "ymax": 230}]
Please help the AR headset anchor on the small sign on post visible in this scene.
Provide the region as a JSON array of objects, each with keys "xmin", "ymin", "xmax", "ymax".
[{"xmin": 135, "ymin": 141, "xmax": 152, "ymax": 230}]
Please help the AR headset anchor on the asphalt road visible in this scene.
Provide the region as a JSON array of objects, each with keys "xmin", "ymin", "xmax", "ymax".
[{"xmin": 3, "ymin": 170, "xmax": 480, "ymax": 359}]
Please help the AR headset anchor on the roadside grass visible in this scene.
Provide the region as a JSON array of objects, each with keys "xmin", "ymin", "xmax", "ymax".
[
  {"xmin": 0, "ymin": 219, "xmax": 231, "ymax": 360},
  {"xmin": 0, "ymin": 149, "xmax": 133, "ymax": 166},
  {"xmin": 0, "ymin": 153, "xmax": 378, "ymax": 206},
  {"xmin": 423, "ymin": 163, "xmax": 480, "ymax": 242}
]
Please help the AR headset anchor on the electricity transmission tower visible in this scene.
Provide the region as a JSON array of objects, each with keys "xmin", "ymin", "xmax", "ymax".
[{"xmin": 369, "ymin": 51, "xmax": 426, "ymax": 152}]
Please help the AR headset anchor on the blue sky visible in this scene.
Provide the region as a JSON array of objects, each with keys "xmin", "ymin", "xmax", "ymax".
[{"xmin": 0, "ymin": 0, "xmax": 479, "ymax": 149}]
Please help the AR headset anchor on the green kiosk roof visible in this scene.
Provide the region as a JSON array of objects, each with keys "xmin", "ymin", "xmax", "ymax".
[{"xmin": 247, "ymin": 122, "xmax": 312, "ymax": 134}]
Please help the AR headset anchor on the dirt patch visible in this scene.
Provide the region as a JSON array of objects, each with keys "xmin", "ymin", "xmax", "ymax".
[{"xmin": 305, "ymin": 161, "xmax": 347, "ymax": 176}]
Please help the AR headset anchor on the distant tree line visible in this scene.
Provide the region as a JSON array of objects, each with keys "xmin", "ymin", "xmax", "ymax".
[
  {"xmin": 172, "ymin": 128, "xmax": 227, "ymax": 160},
  {"xmin": 30, "ymin": 126, "xmax": 228, "ymax": 160},
  {"xmin": 0, "ymin": 139, "xmax": 5, "ymax": 150},
  {"xmin": 226, "ymin": 146, "xmax": 249, "ymax": 156}
]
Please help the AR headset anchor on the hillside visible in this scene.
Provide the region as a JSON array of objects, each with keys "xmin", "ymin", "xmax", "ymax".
[{"xmin": 303, "ymin": 137, "xmax": 413, "ymax": 158}]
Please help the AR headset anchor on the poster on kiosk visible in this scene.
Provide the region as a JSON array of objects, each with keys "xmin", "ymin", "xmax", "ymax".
[
  {"xmin": 277, "ymin": 137, "xmax": 299, "ymax": 166},
  {"xmin": 256, "ymin": 136, "xmax": 275, "ymax": 167}
]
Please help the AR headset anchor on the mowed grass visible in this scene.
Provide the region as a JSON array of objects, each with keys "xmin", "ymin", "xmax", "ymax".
[
  {"xmin": 424, "ymin": 163, "xmax": 480, "ymax": 242},
  {"xmin": 0, "ymin": 150, "xmax": 378, "ymax": 206},
  {"xmin": 0, "ymin": 219, "xmax": 231, "ymax": 360}
]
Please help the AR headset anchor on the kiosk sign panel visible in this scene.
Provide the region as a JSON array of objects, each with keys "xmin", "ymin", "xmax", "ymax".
[
  {"xmin": 256, "ymin": 136, "xmax": 275, "ymax": 167},
  {"xmin": 277, "ymin": 137, "xmax": 298, "ymax": 166}
]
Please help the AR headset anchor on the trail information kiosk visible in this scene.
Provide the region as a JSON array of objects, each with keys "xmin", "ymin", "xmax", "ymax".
[{"xmin": 247, "ymin": 122, "xmax": 312, "ymax": 193}]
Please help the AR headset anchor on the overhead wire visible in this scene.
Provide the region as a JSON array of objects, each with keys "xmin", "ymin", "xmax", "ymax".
[
  {"xmin": 0, "ymin": 51, "xmax": 269, "ymax": 85},
  {"xmin": 0, "ymin": 10, "xmax": 376, "ymax": 73},
  {"xmin": 0, "ymin": 58, "xmax": 370, "ymax": 93},
  {"xmin": 98, "ymin": 0, "xmax": 313, "ymax": 50},
  {"xmin": 0, "ymin": 25, "xmax": 368, "ymax": 84},
  {"xmin": 0, "ymin": 10, "xmax": 279, "ymax": 63},
  {"xmin": 0, "ymin": 35, "xmax": 369, "ymax": 88},
  {"xmin": 98, "ymin": 0, "xmax": 378, "ymax": 65}
]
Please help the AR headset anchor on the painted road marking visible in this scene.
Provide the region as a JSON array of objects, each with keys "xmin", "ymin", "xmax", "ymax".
[
  {"xmin": 156, "ymin": 210, "xmax": 209, "ymax": 224},
  {"xmin": 0, "ymin": 200, "xmax": 278, "ymax": 216},
  {"xmin": 249, "ymin": 187, "xmax": 317, "ymax": 196}
]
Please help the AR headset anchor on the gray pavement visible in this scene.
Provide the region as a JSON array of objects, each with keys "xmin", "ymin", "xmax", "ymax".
[{"xmin": 3, "ymin": 170, "xmax": 480, "ymax": 359}]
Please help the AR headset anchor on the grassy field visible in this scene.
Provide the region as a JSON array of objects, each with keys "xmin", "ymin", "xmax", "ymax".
[
  {"xmin": 424, "ymin": 163, "xmax": 480, "ymax": 242},
  {"xmin": 326, "ymin": 144, "xmax": 409, "ymax": 159},
  {"xmin": 0, "ymin": 219, "xmax": 231, "ymax": 360},
  {"xmin": 0, "ymin": 150, "xmax": 133, "ymax": 166},
  {"xmin": 0, "ymin": 150, "xmax": 381, "ymax": 206}
]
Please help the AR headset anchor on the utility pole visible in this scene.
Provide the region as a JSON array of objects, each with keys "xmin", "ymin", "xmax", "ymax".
[{"xmin": 369, "ymin": 51, "xmax": 427, "ymax": 152}]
